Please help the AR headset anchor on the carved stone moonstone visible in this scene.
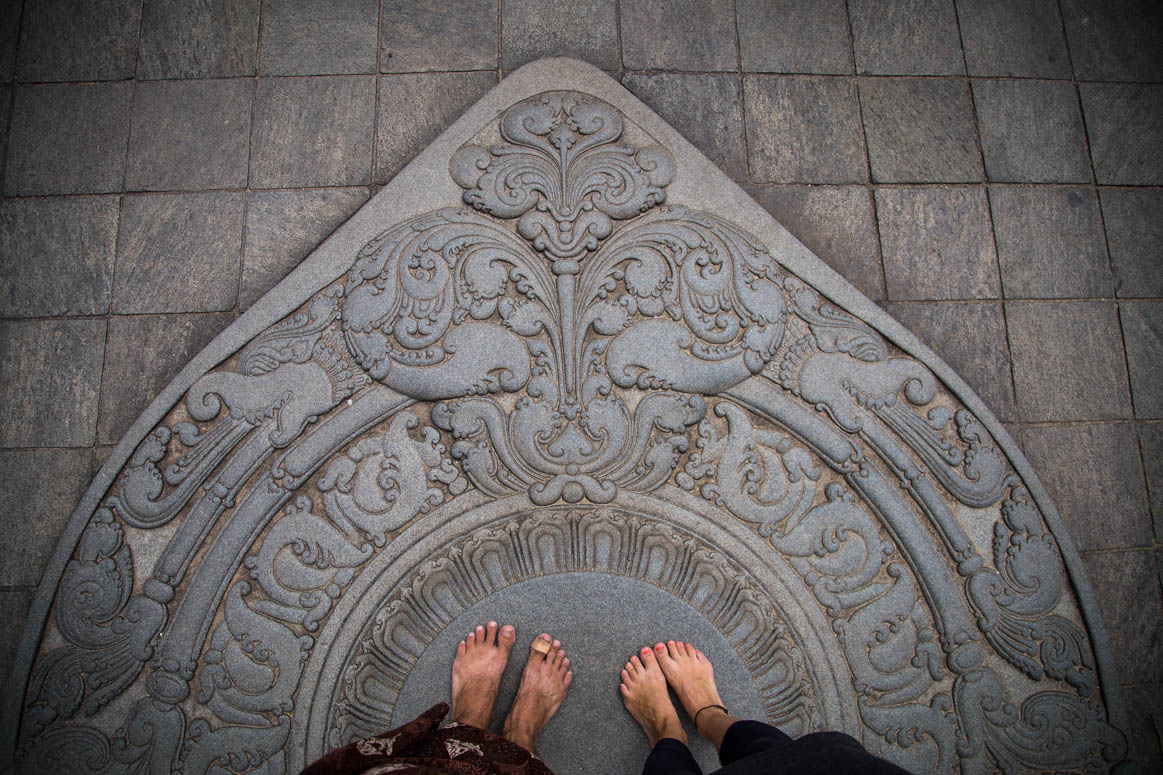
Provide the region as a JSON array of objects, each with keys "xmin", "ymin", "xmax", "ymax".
[{"xmin": 1, "ymin": 59, "xmax": 1137, "ymax": 774}]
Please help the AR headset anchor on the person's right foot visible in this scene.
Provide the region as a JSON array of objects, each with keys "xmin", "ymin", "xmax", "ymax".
[
  {"xmin": 653, "ymin": 640, "xmax": 725, "ymax": 727},
  {"xmin": 620, "ymin": 645, "xmax": 687, "ymax": 747},
  {"xmin": 501, "ymin": 634, "xmax": 573, "ymax": 755}
]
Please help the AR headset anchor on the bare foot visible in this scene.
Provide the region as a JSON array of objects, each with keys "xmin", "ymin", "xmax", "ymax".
[
  {"xmin": 653, "ymin": 641, "xmax": 724, "ymax": 730},
  {"xmin": 620, "ymin": 645, "xmax": 687, "ymax": 747},
  {"xmin": 501, "ymin": 634, "xmax": 573, "ymax": 754},
  {"xmin": 450, "ymin": 621, "xmax": 516, "ymax": 729}
]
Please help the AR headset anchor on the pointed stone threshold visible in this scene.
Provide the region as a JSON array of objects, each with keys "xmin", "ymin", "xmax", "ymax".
[{"xmin": 1, "ymin": 59, "xmax": 1137, "ymax": 774}]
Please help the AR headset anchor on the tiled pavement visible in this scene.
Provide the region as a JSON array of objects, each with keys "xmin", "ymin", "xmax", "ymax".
[{"xmin": 0, "ymin": 0, "xmax": 1160, "ymax": 766}]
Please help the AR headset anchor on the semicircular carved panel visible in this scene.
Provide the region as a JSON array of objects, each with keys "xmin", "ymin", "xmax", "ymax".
[{"xmin": 5, "ymin": 76, "xmax": 1135, "ymax": 775}]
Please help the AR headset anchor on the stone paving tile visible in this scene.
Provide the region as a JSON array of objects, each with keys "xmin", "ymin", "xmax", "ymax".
[
  {"xmin": 848, "ymin": 0, "xmax": 964, "ymax": 75},
  {"xmin": 989, "ymin": 187, "xmax": 1112, "ymax": 299},
  {"xmin": 875, "ymin": 187, "xmax": 1000, "ymax": 301},
  {"xmin": 0, "ymin": 85, "xmax": 9, "ymax": 180},
  {"xmin": 1140, "ymin": 423, "xmax": 1163, "ymax": 542},
  {"xmin": 4, "ymin": 83, "xmax": 132, "ymax": 196},
  {"xmin": 620, "ymin": 0, "xmax": 736, "ymax": 72},
  {"xmin": 97, "ymin": 313, "xmax": 234, "ymax": 445},
  {"xmin": 736, "ymin": 0, "xmax": 851, "ymax": 74},
  {"xmin": 1120, "ymin": 302, "xmax": 1163, "ymax": 419},
  {"xmin": 746, "ymin": 185, "xmax": 883, "ymax": 302},
  {"xmin": 743, "ymin": 76, "xmax": 865, "ymax": 184},
  {"xmin": 126, "ymin": 79, "xmax": 252, "ymax": 192},
  {"xmin": 1023, "ymin": 423, "xmax": 1152, "ymax": 551},
  {"xmin": 0, "ymin": 1, "xmax": 19, "ymax": 81},
  {"xmin": 0, "ymin": 585, "xmax": 35, "ymax": 702},
  {"xmin": 1059, "ymin": 0, "xmax": 1163, "ymax": 82},
  {"xmin": 859, "ymin": 78, "xmax": 981, "ymax": 183},
  {"xmin": 1006, "ymin": 301, "xmax": 1132, "ymax": 422},
  {"xmin": 375, "ymin": 72, "xmax": 496, "ymax": 184},
  {"xmin": 1080, "ymin": 84, "xmax": 1163, "ymax": 186},
  {"xmin": 139, "ymin": 0, "xmax": 260, "ymax": 79},
  {"xmin": 15, "ymin": 0, "xmax": 141, "ymax": 82},
  {"xmin": 381, "ymin": 0, "xmax": 497, "ymax": 72},
  {"xmin": 0, "ymin": 196, "xmax": 119, "ymax": 318},
  {"xmin": 972, "ymin": 79, "xmax": 1090, "ymax": 183},
  {"xmin": 1121, "ymin": 685, "xmax": 1163, "ymax": 774},
  {"xmin": 1080, "ymin": 549, "xmax": 1163, "ymax": 686},
  {"xmin": 0, "ymin": 319, "xmax": 105, "ymax": 448},
  {"xmin": 955, "ymin": 0, "xmax": 1071, "ymax": 78},
  {"xmin": 0, "ymin": 449, "xmax": 91, "ymax": 586},
  {"xmin": 260, "ymin": 0, "xmax": 379, "ymax": 75},
  {"xmin": 1101, "ymin": 189, "xmax": 1163, "ymax": 299},
  {"xmin": 112, "ymin": 192, "xmax": 244, "ymax": 314},
  {"xmin": 251, "ymin": 76, "xmax": 375, "ymax": 188},
  {"xmin": 501, "ymin": 0, "xmax": 619, "ymax": 72},
  {"xmin": 887, "ymin": 302, "xmax": 1017, "ymax": 421},
  {"xmin": 622, "ymin": 73, "xmax": 746, "ymax": 183},
  {"xmin": 241, "ymin": 187, "xmax": 370, "ymax": 310}
]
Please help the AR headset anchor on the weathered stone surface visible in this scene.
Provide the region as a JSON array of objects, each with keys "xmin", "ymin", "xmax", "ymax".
[
  {"xmin": 0, "ymin": 587, "xmax": 34, "ymax": 694},
  {"xmin": 4, "ymin": 83, "xmax": 132, "ymax": 196},
  {"xmin": 1022, "ymin": 423, "xmax": 1152, "ymax": 551},
  {"xmin": 381, "ymin": 0, "xmax": 497, "ymax": 72},
  {"xmin": 14, "ymin": 0, "xmax": 140, "ymax": 82},
  {"xmin": 956, "ymin": 0, "xmax": 1070, "ymax": 78},
  {"xmin": 1121, "ymin": 685, "xmax": 1163, "ymax": 775},
  {"xmin": 1060, "ymin": 0, "xmax": 1163, "ymax": 81},
  {"xmin": 887, "ymin": 302, "xmax": 1017, "ymax": 421},
  {"xmin": 241, "ymin": 188, "xmax": 370, "ymax": 310},
  {"xmin": 251, "ymin": 76, "xmax": 375, "ymax": 188},
  {"xmin": 620, "ymin": 0, "xmax": 736, "ymax": 71},
  {"xmin": 1007, "ymin": 301, "xmax": 1131, "ymax": 422},
  {"xmin": 0, "ymin": 449, "xmax": 91, "ymax": 586},
  {"xmin": 744, "ymin": 75, "xmax": 864, "ymax": 183},
  {"xmin": 622, "ymin": 73, "xmax": 746, "ymax": 182},
  {"xmin": 848, "ymin": 0, "xmax": 963, "ymax": 75},
  {"xmin": 0, "ymin": 320, "xmax": 105, "ymax": 447},
  {"xmin": 1080, "ymin": 84, "xmax": 1163, "ymax": 186},
  {"xmin": 876, "ymin": 187, "xmax": 1000, "ymax": 300},
  {"xmin": 859, "ymin": 78, "xmax": 982, "ymax": 183},
  {"xmin": 126, "ymin": 79, "xmax": 252, "ymax": 191},
  {"xmin": 1080, "ymin": 550, "xmax": 1163, "ymax": 686},
  {"xmin": 0, "ymin": 1, "xmax": 18, "ymax": 80},
  {"xmin": 973, "ymin": 79, "xmax": 1090, "ymax": 184},
  {"xmin": 989, "ymin": 187, "xmax": 1112, "ymax": 299},
  {"xmin": 1120, "ymin": 301, "xmax": 1163, "ymax": 419},
  {"xmin": 736, "ymin": 0, "xmax": 852, "ymax": 74},
  {"xmin": 112, "ymin": 192, "xmax": 244, "ymax": 314},
  {"xmin": 501, "ymin": 0, "xmax": 619, "ymax": 71},
  {"xmin": 1139, "ymin": 423, "xmax": 1163, "ymax": 542},
  {"xmin": 0, "ymin": 196, "xmax": 118, "ymax": 317},
  {"xmin": 260, "ymin": 0, "xmax": 378, "ymax": 75},
  {"xmin": 139, "ymin": 0, "xmax": 259, "ymax": 78},
  {"xmin": 1101, "ymin": 189, "xmax": 1163, "ymax": 298}
]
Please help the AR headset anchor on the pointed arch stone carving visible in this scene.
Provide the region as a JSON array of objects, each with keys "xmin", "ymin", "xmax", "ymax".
[{"xmin": 0, "ymin": 59, "xmax": 1136, "ymax": 774}]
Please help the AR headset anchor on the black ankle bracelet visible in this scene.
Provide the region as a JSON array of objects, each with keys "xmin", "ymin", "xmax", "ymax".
[{"xmin": 693, "ymin": 704, "xmax": 728, "ymax": 725}]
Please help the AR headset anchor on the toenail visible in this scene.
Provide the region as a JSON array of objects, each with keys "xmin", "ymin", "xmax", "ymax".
[
  {"xmin": 655, "ymin": 644, "xmax": 665, "ymax": 652},
  {"xmin": 641, "ymin": 647, "xmax": 650, "ymax": 655}
]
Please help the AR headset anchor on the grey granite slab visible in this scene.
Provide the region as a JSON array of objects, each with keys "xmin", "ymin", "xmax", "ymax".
[
  {"xmin": 111, "ymin": 192, "xmax": 244, "ymax": 314},
  {"xmin": 973, "ymin": 79, "xmax": 1090, "ymax": 184},
  {"xmin": 0, "ymin": 85, "xmax": 8, "ymax": 180},
  {"xmin": 876, "ymin": 187, "xmax": 1000, "ymax": 300},
  {"xmin": 1101, "ymin": 189, "xmax": 1163, "ymax": 299},
  {"xmin": 743, "ymin": 75, "xmax": 865, "ymax": 183},
  {"xmin": 1137, "ymin": 423, "xmax": 1163, "ymax": 542},
  {"xmin": 0, "ymin": 196, "xmax": 118, "ymax": 317},
  {"xmin": 1060, "ymin": 0, "xmax": 1163, "ymax": 81},
  {"xmin": 381, "ymin": 0, "xmax": 497, "ymax": 72},
  {"xmin": 0, "ymin": 1, "xmax": 18, "ymax": 81},
  {"xmin": 1080, "ymin": 83, "xmax": 1163, "ymax": 186},
  {"xmin": 260, "ymin": 0, "xmax": 379, "ymax": 75},
  {"xmin": 1080, "ymin": 549, "xmax": 1163, "ymax": 686},
  {"xmin": 1022, "ymin": 423, "xmax": 1152, "ymax": 551},
  {"xmin": 126, "ymin": 79, "xmax": 252, "ymax": 192},
  {"xmin": 0, "ymin": 587, "xmax": 34, "ymax": 702},
  {"xmin": 887, "ymin": 301, "xmax": 1017, "ymax": 421},
  {"xmin": 4, "ymin": 82, "xmax": 132, "ymax": 196},
  {"xmin": 622, "ymin": 73, "xmax": 746, "ymax": 182},
  {"xmin": 736, "ymin": 0, "xmax": 852, "ymax": 74},
  {"xmin": 0, "ymin": 449, "xmax": 92, "ymax": 586},
  {"xmin": 251, "ymin": 76, "xmax": 375, "ymax": 188},
  {"xmin": 620, "ymin": 0, "xmax": 737, "ymax": 72},
  {"xmin": 0, "ymin": 319, "xmax": 105, "ymax": 448},
  {"xmin": 501, "ymin": 0, "xmax": 619, "ymax": 71},
  {"xmin": 1120, "ymin": 301, "xmax": 1163, "ymax": 419},
  {"xmin": 989, "ymin": 187, "xmax": 1112, "ymax": 299},
  {"xmin": 1121, "ymin": 685, "xmax": 1163, "ymax": 775},
  {"xmin": 14, "ymin": 0, "xmax": 141, "ymax": 82},
  {"xmin": 139, "ymin": 0, "xmax": 260, "ymax": 78},
  {"xmin": 955, "ymin": 0, "xmax": 1071, "ymax": 78},
  {"xmin": 848, "ymin": 0, "xmax": 964, "ymax": 75},
  {"xmin": 1006, "ymin": 300, "xmax": 1132, "ymax": 421},
  {"xmin": 859, "ymin": 77, "xmax": 982, "ymax": 183}
]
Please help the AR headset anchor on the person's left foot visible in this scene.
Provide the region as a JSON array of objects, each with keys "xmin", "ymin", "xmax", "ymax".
[
  {"xmin": 450, "ymin": 621, "xmax": 517, "ymax": 729},
  {"xmin": 501, "ymin": 634, "xmax": 573, "ymax": 754}
]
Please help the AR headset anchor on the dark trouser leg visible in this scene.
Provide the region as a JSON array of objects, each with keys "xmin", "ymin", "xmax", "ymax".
[
  {"xmin": 641, "ymin": 738, "xmax": 703, "ymax": 775},
  {"xmin": 718, "ymin": 720, "xmax": 793, "ymax": 766}
]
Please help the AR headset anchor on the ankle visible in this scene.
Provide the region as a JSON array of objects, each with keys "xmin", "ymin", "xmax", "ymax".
[{"xmin": 693, "ymin": 705, "xmax": 729, "ymax": 738}]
